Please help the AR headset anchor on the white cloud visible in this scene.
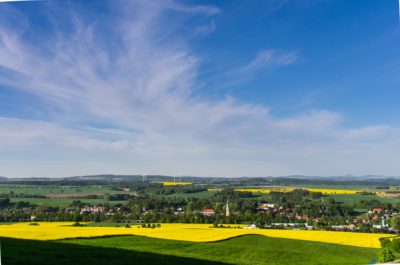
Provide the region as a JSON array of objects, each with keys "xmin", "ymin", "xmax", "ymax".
[
  {"xmin": 193, "ymin": 20, "xmax": 216, "ymax": 35},
  {"xmin": 168, "ymin": 2, "xmax": 220, "ymax": 15},
  {"xmin": 240, "ymin": 49, "xmax": 298, "ymax": 73},
  {"xmin": 0, "ymin": 1, "xmax": 399, "ymax": 178}
]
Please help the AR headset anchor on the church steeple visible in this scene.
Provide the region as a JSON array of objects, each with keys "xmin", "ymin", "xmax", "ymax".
[{"xmin": 225, "ymin": 200, "xmax": 230, "ymax": 217}]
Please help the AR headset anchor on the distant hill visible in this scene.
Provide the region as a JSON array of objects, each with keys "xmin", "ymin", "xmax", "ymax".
[
  {"xmin": 281, "ymin": 175, "xmax": 399, "ymax": 180},
  {"xmin": 2, "ymin": 174, "xmax": 400, "ymax": 185},
  {"xmin": 66, "ymin": 174, "xmax": 175, "ymax": 182}
]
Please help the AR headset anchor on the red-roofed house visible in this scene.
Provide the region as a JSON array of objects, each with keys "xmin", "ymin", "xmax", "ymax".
[
  {"xmin": 373, "ymin": 208, "xmax": 382, "ymax": 214},
  {"xmin": 202, "ymin": 209, "xmax": 215, "ymax": 217}
]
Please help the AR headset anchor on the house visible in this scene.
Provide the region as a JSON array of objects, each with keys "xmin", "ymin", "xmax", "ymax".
[
  {"xmin": 244, "ymin": 224, "xmax": 257, "ymax": 229},
  {"xmin": 304, "ymin": 223, "xmax": 314, "ymax": 230},
  {"xmin": 257, "ymin": 203, "xmax": 275, "ymax": 212},
  {"xmin": 373, "ymin": 208, "xmax": 382, "ymax": 214},
  {"xmin": 331, "ymin": 224, "xmax": 356, "ymax": 231},
  {"xmin": 202, "ymin": 208, "xmax": 215, "ymax": 217},
  {"xmin": 174, "ymin": 208, "xmax": 185, "ymax": 215},
  {"xmin": 80, "ymin": 206, "xmax": 104, "ymax": 214}
]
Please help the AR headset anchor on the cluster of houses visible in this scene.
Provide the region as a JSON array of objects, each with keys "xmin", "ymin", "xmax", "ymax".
[
  {"xmin": 9, "ymin": 200, "xmax": 400, "ymax": 234},
  {"xmin": 80, "ymin": 206, "xmax": 105, "ymax": 214}
]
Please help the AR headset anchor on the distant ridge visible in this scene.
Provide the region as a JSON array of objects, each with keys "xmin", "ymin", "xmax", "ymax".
[
  {"xmin": 1, "ymin": 174, "xmax": 400, "ymax": 183},
  {"xmin": 281, "ymin": 175, "xmax": 400, "ymax": 180}
]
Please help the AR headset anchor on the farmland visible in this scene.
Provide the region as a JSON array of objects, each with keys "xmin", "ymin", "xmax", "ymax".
[
  {"xmin": 0, "ymin": 222, "xmax": 389, "ymax": 248},
  {"xmin": 2, "ymin": 175, "xmax": 400, "ymax": 264},
  {"xmin": 233, "ymin": 187, "xmax": 362, "ymax": 194},
  {"xmin": 162, "ymin": 181, "xmax": 193, "ymax": 186},
  {"xmin": 0, "ymin": 185, "xmax": 121, "ymax": 195},
  {"xmin": 9, "ymin": 197, "xmax": 126, "ymax": 207}
]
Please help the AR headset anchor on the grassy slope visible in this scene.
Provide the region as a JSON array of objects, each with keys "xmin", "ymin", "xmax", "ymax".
[
  {"xmin": 1, "ymin": 237, "xmax": 223, "ymax": 265},
  {"xmin": 61, "ymin": 235, "xmax": 378, "ymax": 265}
]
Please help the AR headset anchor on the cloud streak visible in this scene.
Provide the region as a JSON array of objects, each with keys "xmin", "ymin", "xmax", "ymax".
[{"xmin": 240, "ymin": 49, "xmax": 299, "ymax": 73}]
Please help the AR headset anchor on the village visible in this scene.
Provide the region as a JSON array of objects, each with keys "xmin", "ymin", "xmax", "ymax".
[{"xmin": 3, "ymin": 192, "xmax": 400, "ymax": 235}]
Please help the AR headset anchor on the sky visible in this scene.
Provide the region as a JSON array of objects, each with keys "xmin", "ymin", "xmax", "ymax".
[{"xmin": 0, "ymin": 0, "xmax": 400, "ymax": 178}]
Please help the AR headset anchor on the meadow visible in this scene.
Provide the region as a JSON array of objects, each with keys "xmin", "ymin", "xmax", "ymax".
[
  {"xmin": 0, "ymin": 234, "xmax": 379, "ymax": 265},
  {"xmin": 0, "ymin": 184, "xmax": 121, "ymax": 195},
  {"xmin": 0, "ymin": 184, "xmax": 128, "ymax": 206},
  {"xmin": 328, "ymin": 194, "xmax": 400, "ymax": 205},
  {"xmin": 9, "ymin": 197, "xmax": 126, "ymax": 207}
]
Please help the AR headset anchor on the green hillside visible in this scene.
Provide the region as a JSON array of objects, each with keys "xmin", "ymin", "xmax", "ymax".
[{"xmin": 1, "ymin": 235, "xmax": 378, "ymax": 265}]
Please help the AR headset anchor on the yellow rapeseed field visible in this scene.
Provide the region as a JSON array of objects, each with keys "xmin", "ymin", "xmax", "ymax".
[
  {"xmin": 234, "ymin": 187, "xmax": 361, "ymax": 194},
  {"xmin": 0, "ymin": 222, "xmax": 388, "ymax": 248},
  {"xmin": 162, "ymin": 181, "xmax": 192, "ymax": 186}
]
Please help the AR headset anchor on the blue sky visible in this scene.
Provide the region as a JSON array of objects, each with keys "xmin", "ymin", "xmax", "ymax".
[{"xmin": 0, "ymin": 0, "xmax": 399, "ymax": 178}]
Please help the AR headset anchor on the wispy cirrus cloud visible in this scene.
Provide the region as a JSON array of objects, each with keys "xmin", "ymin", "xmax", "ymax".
[
  {"xmin": 193, "ymin": 20, "xmax": 216, "ymax": 35},
  {"xmin": 0, "ymin": 0, "xmax": 399, "ymax": 178},
  {"xmin": 212, "ymin": 49, "xmax": 299, "ymax": 89},
  {"xmin": 240, "ymin": 49, "xmax": 299, "ymax": 73}
]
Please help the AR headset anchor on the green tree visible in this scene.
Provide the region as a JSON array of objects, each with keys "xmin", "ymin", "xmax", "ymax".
[
  {"xmin": 378, "ymin": 248, "xmax": 395, "ymax": 263},
  {"xmin": 391, "ymin": 238, "xmax": 400, "ymax": 252},
  {"xmin": 391, "ymin": 215, "xmax": 400, "ymax": 233},
  {"xmin": 380, "ymin": 238, "xmax": 392, "ymax": 248}
]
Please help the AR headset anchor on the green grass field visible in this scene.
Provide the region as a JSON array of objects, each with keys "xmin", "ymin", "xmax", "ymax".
[
  {"xmin": 328, "ymin": 194, "xmax": 400, "ymax": 205},
  {"xmin": 1, "ymin": 237, "xmax": 221, "ymax": 265},
  {"xmin": 1, "ymin": 235, "xmax": 378, "ymax": 265},
  {"xmin": 0, "ymin": 184, "xmax": 122, "ymax": 195},
  {"xmin": 165, "ymin": 190, "xmax": 214, "ymax": 199},
  {"xmin": 9, "ymin": 197, "xmax": 127, "ymax": 207}
]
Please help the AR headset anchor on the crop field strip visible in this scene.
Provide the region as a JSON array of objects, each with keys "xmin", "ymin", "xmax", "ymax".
[
  {"xmin": 232, "ymin": 187, "xmax": 362, "ymax": 194},
  {"xmin": 0, "ymin": 222, "xmax": 389, "ymax": 248}
]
